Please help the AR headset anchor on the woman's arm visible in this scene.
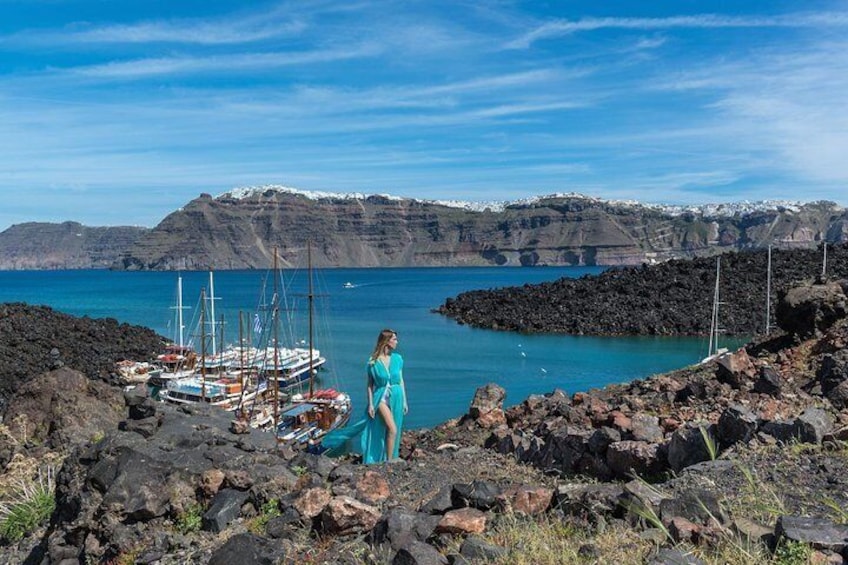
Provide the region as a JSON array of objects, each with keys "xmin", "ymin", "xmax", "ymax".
[
  {"xmin": 367, "ymin": 369, "xmax": 375, "ymax": 418},
  {"xmin": 400, "ymin": 369, "xmax": 408, "ymax": 415}
]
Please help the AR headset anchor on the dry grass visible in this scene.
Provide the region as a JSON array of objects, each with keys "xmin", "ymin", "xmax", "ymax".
[{"xmin": 484, "ymin": 513, "xmax": 653, "ymax": 565}]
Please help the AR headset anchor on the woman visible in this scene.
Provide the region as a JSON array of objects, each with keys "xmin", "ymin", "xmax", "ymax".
[
  {"xmin": 321, "ymin": 329, "xmax": 408, "ymax": 463},
  {"xmin": 362, "ymin": 329, "xmax": 408, "ymax": 462}
]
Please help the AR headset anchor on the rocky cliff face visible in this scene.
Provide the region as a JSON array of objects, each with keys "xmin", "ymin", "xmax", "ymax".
[
  {"xmin": 0, "ymin": 222, "xmax": 148, "ymax": 269},
  {"xmin": 3, "ymin": 190, "xmax": 846, "ymax": 270},
  {"xmin": 114, "ymin": 189, "xmax": 848, "ymax": 270}
]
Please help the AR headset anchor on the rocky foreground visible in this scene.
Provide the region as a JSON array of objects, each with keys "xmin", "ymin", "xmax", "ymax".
[
  {"xmin": 0, "ymin": 279, "xmax": 847, "ymax": 564},
  {"xmin": 438, "ymin": 242, "xmax": 848, "ymax": 336}
]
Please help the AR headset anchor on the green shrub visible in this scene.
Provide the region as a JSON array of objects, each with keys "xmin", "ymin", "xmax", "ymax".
[
  {"xmin": 772, "ymin": 539, "xmax": 812, "ymax": 565},
  {"xmin": 176, "ymin": 503, "xmax": 204, "ymax": 534},
  {"xmin": 248, "ymin": 499, "xmax": 282, "ymax": 534},
  {"xmin": 0, "ymin": 466, "xmax": 57, "ymax": 543}
]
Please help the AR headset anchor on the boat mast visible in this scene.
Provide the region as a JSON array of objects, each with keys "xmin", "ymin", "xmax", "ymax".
[
  {"xmin": 177, "ymin": 273, "xmax": 185, "ymax": 348},
  {"xmin": 208, "ymin": 269, "xmax": 218, "ymax": 355},
  {"xmin": 236, "ymin": 311, "xmax": 247, "ymax": 413},
  {"xmin": 272, "ymin": 249, "xmax": 280, "ymax": 430},
  {"xmin": 308, "ymin": 241, "xmax": 315, "ymax": 398},
  {"xmin": 170, "ymin": 273, "xmax": 188, "ymax": 348},
  {"xmin": 200, "ymin": 288, "xmax": 207, "ymax": 402},
  {"xmin": 765, "ymin": 245, "xmax": 772, "ymax": 335},
  {"xmin": 219, "ymin": 314, "xmax": 226, "ymax": 361},
  {"xmin": 708, "ymin": 257, "xmax": 721, "ymax": 358}
]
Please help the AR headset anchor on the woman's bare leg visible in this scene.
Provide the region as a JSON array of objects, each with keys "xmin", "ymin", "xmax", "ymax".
[{"xmin": 377, "ymin": 402, "xmax": 397, "ymax": 460}]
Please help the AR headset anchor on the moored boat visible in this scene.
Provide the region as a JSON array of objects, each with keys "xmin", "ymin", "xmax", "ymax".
[
  {"xmin": 115, "ymin": 360, "xmax": 161, "ymax": 385},
  {"xmin": 149, "ymin": 345, "xmax": 197, "ymax": 387},
  {"xmin": 160, "ymin": 374, "xmax": 263, "ymax": 411},
  {"xmin": 237, "ymin": 244, "xmax": 352, "ymax": 444},
  {"xmin": 276, "ymin": 389, "xmax": 351, "ymax": 444}
]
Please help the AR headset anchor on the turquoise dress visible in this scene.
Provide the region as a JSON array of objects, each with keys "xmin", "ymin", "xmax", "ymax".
[{"xmin": 321, "ymin": 353, "xmax": 406, "ymax": 463}]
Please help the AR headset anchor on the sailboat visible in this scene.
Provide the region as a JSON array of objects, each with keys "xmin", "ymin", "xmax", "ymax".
[
  {"xmin": 245, "ymin": 244, "xmax": 351, "ymax": 444},
  {"xmin": 701, "ymin": 256, "xmax": 729, "ymax": 364},
  {"xmin": 160, "ymin": 277, "xmax": 264, "ymax": 411},
  {"xmin": 149, "ymin": 273, "xmax": 196, "ymax": 387}
]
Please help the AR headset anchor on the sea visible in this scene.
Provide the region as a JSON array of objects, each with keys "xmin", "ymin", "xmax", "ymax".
[{"xmin": 0, "ymin": 267, "xmax": 724, "ymax": 430}]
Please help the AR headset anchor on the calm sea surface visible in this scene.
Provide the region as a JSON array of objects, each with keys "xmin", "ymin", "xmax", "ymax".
[{"xmin": 0, "ymin": 267, "xmax": 720, "ymax": 429}]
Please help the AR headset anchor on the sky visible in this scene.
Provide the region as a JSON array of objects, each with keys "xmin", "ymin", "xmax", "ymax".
[{"xmin": 1, "ymin": 0, "xmax": 847, "ymax": 230}]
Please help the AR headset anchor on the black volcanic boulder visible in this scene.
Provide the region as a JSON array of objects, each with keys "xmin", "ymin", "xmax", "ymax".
[
  {"xmin": 818, "ymin": 350, "xmax": 848, "ymax": 409},
  {"xmin": 776, "ymin": 281, "xmax": 848, "ymax": 338},
  {"xmin": 2, "ymin": 367, "xmax": 125, "ymax": 450}
]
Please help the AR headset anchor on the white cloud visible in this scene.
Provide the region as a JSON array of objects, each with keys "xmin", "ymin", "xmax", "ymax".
[
  {"xmin": 507, "ymin": 12, "xmax": 848, "ymax": 49},
  {"xmin": 64, "ymin": 44, "xmax": 382, "ymax": 78}
]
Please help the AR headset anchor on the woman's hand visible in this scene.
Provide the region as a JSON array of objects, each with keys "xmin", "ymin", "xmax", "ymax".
[{"xmin": 368, "ymin": 405, "xmax": 375, "ymax": 419}]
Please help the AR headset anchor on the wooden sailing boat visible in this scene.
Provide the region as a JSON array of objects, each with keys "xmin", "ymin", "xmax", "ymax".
[
  {"xmin": 273, "ymin": 243, "xmax": 352, "ymax": 445},
  {"xmin": 160, "ymin": 283, "xmax": 263, "ymax": 411}
]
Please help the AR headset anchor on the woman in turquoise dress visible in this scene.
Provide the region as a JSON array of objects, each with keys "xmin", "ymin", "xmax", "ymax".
[{"xmin": 322, "ymin": 329, "xmax": 408, "ymax": 463}]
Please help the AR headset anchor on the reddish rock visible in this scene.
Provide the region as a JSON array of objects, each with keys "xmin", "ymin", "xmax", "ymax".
[
  {"xmin": 583, "ymin": 396, "xmax": 612, "ymax": 424},
  {"xmin": 609, "ymin": 411, "xmax": 632, "ymax": 432},
  {"xmin": 758, "ymin": 399, "xmax": 782, "ymax": 421},
  {"xmin": 224, "ymin": 469, "xmax": 252, "ymax": 491},
  {"xmin": 497, "ymin": 485, "xmax": 554, "ymax": 515},
  {"xmin": 469, "ymin": 383, "xmax": 506, "ymax": 419},
  {"xmin": 572, "ymin": 392, "xmax": 588, "ymax": 405},
  {"xmin": 293, "ymin": 487, "xmax": 331, "ymax": 519},
  {"xmin": 436, "ymin": 508, "xmax": 487, "ymax": 534},
  {"xmin": 355, "ymin": 470, "xmax": 390, "ymax": 505},
  {"xmin": 321, "ymin": 496, "xmax": 381, "ymax": 535},
  {"xmin": 661, "ymin": 418, "xmax": 681, "ymax": 433},
  {"xmin": 201, "ymin": 469, "xmax": 225, "ymax": 498},
  {"xmin": 717, "ymin": 348, "xmax": 757, "ymax": 389},
  {"xmin": 476, "ymin": 408, "xmax": 507, "ymax": 428},
  {"xmin": 669, "ymin": 516, "xmax": 702, "ymax": 544}
]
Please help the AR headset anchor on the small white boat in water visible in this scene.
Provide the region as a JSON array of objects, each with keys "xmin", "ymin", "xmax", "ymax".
[{"xmin": 343, "ymin": 282, "xmax": 355, "ymax": 289}]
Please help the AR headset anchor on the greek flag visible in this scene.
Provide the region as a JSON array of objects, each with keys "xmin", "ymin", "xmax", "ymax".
[{"xmin": 253, "ymin": 313, "xmax": 262, "ymax": 336}]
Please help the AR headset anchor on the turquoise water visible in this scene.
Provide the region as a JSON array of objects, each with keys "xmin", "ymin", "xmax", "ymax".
[{"xmin": 0, "ymin": 267, "xmax": 715, "ymax": 429}]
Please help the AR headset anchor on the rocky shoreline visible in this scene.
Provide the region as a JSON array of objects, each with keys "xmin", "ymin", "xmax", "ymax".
[
  {"xmin": 0, "ymin": 277, "xmax": 847, "ymax": 563},
  {"xmin": 438, "ymin": 243, "xmax": 848, "ymax": 336}
]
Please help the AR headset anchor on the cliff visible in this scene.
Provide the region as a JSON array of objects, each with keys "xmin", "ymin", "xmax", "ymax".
[
  {"xmin": 114, "ymin": 189, "xmax": 848, "ymax": 270},
  {"xmin": 0, "ymin": 222, "xmax": 148, "ymax": 270},
  {"xmin": 3, "ymin": 188, "xmax": 847, "ymax": 270}
]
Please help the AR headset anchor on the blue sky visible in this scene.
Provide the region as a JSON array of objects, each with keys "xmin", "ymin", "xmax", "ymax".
[{"xmin": 1, "ymin": 1, "xmax": 847, "ymax": 230}]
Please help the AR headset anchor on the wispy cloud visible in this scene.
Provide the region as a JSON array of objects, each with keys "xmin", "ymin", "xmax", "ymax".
[
  {"xmin": 64, "ymin": 44, "xmax": 381, "ymax": 78},
  {"xmin": 507, "ymin": 12, "xmax": 848, "ymax": 49},
  {"xmin": 1, "ymin": 2, "xmax": 314, "ymax": 47}
]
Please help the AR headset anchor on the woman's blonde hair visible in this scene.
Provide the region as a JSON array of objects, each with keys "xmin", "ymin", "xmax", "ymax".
[{"xmin": 369, "ymin": 329, "xmax": 397, "ymax": 362}]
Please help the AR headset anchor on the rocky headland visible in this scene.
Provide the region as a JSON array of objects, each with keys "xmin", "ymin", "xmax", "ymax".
[
  {"xmin": 1, "ymin": 277, "xmax": 848, "ymax": 564},
  {"xmin": 2, "ymin": 188, "xmax": 846, "ymax": 270},
  {"xmin": 0, "ymin": 303, "xmax": 164, "ymax": 414},
  {"xmin": 438, "ymin": 242, "xmax": 848, "ymax": 336},
  {"xmin": 0, "ymin": 223, "xmax": 148, "ymax": 270}
]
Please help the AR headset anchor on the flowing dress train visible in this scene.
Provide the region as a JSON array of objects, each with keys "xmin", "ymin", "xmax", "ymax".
[{"xmin": 321, "ymin": 353, "xmax": 405, "ymax": 463}]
